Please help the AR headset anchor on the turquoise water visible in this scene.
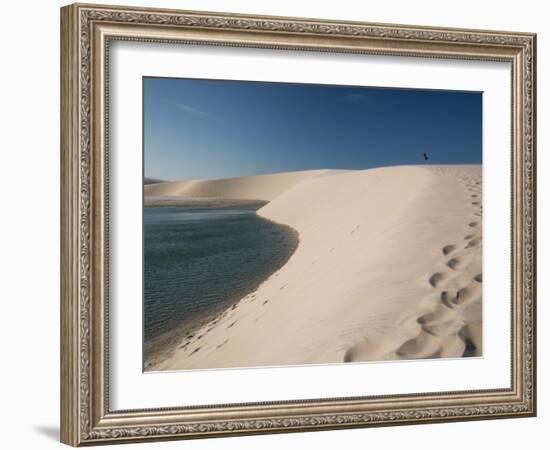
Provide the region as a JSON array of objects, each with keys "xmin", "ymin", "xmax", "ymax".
[{"xmin": 143, "ymin": 205, "xmax": 298, "ymax": 347}]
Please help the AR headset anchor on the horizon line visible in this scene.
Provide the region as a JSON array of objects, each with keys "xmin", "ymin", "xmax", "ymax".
[{"xmin": 145, "ymin": 162, "xmax": 482, "ymax": 184}]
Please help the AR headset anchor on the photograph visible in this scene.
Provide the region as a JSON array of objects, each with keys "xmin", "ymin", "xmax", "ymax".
[
  {"xmin": 57, "ymin": 2, "xmax": 536, "ymax": 446},
  {"xmin": 142, "ymin": 77, "xmax": 483, "ymax": 372}
]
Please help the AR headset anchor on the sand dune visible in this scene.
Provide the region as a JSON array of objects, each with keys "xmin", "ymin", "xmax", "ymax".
[
  {"xmin": 148, "ymin": 165, "xmax": 482, "ymax": 371},
  {"xmin": 144, "ymin": 177, "xmax": 165, "ymax": 185},
  {"xmin": 144, "ymin": 169, "xmax": 344, "ymax": 201}
]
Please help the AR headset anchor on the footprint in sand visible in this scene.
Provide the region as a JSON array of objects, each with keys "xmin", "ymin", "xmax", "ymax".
[
  {"xmin": 442, "ymin": 244, "xmax": 456, "ymax": 256},
  {"xmin": 413, "ymin": 192, "xmax": 482, "ymax": 356},
  {"xmin": 344, "ymin": 174, "xmax": 483, "ymax": 364},
  {"xmin": 440, "ymin": 290, "xmax": 460, "ymax": 309},
  {"xmin": 343, "ymin": 340, "xmax": 374, "ymax": 363},
  {"xmin": 394, "ymin": 333, "xmax": 445, "ymax": 359},
  {"xmin": 465, "ymin": 237, "xmax": 481, "ymax": 249},
  {"xmin": 417, "ymin": 301, "xmax": 458, "ymax": 327},
  {"xmin": 446, "ymin": 255, "xmax": 471, "ymax": 271},
  {"xmin": 216, "ymin": 339, "xmax": 229, "ymax": 349},
  {"xmin": 459, "ymin": 325, "xmax": 482, "ymax": 357},
  {"xmin": 421, "ymin": 319, "xmax": 464, "ymax": 337},
  {"xmin": 428, "ymin": 272, "xmax": 446, "ymax": 288},
  {"xmin": 454, "ymin": 285, "xmax": 481, "ymax": 306}
]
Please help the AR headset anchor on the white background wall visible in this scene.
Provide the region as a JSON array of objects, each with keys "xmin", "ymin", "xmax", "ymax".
[{"xmin": 0, "ymin": 1, "xmax": 546, "ymax": 449}]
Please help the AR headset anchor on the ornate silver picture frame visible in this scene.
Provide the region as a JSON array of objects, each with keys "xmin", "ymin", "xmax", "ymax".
[{"xmin": 60, "ymin": 3, "xmax": 536, "ymax": 446}]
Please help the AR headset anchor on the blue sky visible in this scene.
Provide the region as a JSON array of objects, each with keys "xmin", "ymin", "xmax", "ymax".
[{"xmin": 143, "ymin": 77, "xmax": 482, "ymax": 181}]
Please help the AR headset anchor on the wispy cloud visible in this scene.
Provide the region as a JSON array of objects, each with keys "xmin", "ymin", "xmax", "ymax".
[
  {"xmin": 341, "ymin": 92, "xmax": 369, "ymax": 103},
  {"xmin": 176, "ymin": 103, "xmax": 219, "ymax": 121}
]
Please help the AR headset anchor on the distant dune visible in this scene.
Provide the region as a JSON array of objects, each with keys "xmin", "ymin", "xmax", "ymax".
[
  {"xmin": 146, "ymin": 165, "xmax": 482, "ymax": 371},
  {"xmin": 144, "ymin": 177, "xmax": 165, "ymax": 185},
  {"xmin": 144, "ymin": 169, "xmax": 346, "ymax": 201}
]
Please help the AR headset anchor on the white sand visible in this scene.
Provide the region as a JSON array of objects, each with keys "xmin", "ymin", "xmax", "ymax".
[{"xmin": 148, "ymin": 165, "xmax": 482, "ymax": 371}]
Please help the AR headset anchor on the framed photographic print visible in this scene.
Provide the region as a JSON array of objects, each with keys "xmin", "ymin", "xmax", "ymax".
[{"xmin": 60, "ymin": 3, "xmax": 537, "ymax": 446}]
